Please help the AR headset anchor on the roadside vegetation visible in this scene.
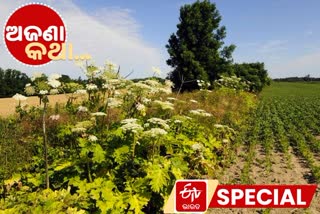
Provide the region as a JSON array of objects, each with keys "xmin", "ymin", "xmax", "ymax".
[{"xmin": 0, "ymin": 60, "xmax": 257, "ymax": 213}]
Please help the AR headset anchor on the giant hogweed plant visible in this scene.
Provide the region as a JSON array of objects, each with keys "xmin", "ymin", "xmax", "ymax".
[
  {"xmin": 13, "ymin": 73, "xmax": 64, "ymax": 189},
  {"xmin": 2, "ymin": 61, "xmax": 238, "ymax": 213}
]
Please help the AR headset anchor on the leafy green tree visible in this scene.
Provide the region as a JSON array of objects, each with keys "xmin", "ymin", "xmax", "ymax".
[
  {"xmin": 234, "ymin": 62, "xmax": 271, "ymax": 92},
  {"xmin": 0, "ymin": 68, "xmax": 30, "ymax": 98},
  {"xmin": 166, "ymin": 0, "xmax": 235, "ymax": 91},
  {"xmin": 59, "ymin": 74, "xmax": 72, "ymax": 83}
]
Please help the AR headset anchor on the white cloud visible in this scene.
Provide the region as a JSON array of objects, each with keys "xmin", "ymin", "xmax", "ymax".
[
  {"xmin": 237, "ymin": 40, "xmax": 320, "ymax": 78},
  {"xmin": 268, "ymin": 51, "xmax": 320, "ymax": 78},
  {"xmin": 91, "ymin": 7, "xmax": 141, "ymax": 39},
  {"xmin": 0, "ymin": 0, "xmax": 166, "ymax": 79}
]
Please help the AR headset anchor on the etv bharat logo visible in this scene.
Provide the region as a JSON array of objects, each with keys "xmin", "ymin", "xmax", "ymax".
[
  {"xmin": 3, "ymin": 3, "xmax": 90, "ymax": 66},
  {"xmin": 176, "ymin": 181, "xmax": 207, "ymax": 212}
]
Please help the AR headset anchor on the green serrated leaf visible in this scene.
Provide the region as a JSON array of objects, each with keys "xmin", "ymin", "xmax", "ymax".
[
  {"xmin": 27, "ymin": 173, "xmax": 43, "ymax": 187},
  {"xmin": 92, "ymin": 144, "xmax": 106, "ymax": 163},
  {"xmin": 54, "ymin": 161, "xmax": 72, "ymax": 171},
  {"xmin": 146, "ymin": 161, "xmax": 170, "ymax": 193},
  {"xmin": 4, "ymin": 173, "xmax": 21, "ymax": 185},
  {"xmin": 124, "ymin": 193, "xmax": 149, "ymax": 214},
  {"xmin": 113, "ymin": 145, "xmax": 130, "ymax": 164},
  {"xmin": 171, "ymin": 167, "xmax": 183, "ymax": 179},
  {"xmin": 90, "ymin": 188, "xmax": 101, "ymax": 200}
]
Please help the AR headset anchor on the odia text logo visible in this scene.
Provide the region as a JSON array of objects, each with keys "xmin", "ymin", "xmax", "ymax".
[{"xmin": 3, "ymin": 3, "xmax": 90, "ymax": 66}]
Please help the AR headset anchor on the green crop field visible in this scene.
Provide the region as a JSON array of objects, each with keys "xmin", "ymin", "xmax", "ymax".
[
  {"xmin": 241, "ymin": 82, "xmax": 320, "ymax": 183},
  {"xmin": 262, "ymin": 82, "xmax": 320, "ymax": 97},
  {"xmin": 213, "ymin": 82, "xmax": 320, "ymax": 213}
]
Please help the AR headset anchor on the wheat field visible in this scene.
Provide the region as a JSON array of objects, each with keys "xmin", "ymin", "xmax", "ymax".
[{"xmin": 0, "ymin": 94, "xmax": 71, "ymax": 117}]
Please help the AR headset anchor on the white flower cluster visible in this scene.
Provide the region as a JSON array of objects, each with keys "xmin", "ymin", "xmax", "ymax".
[
  {"xmin": 107, "ymin": 98, "xmax": 123, "ymax": 108},
  {"xmin": 49, "ymin": 114, "xmax": 60, "ymax": 121},
  {"xmin": 174, "ymin": 119, "xmax": 182, "ymax": 124},
  {"xmin": 222, "ymin": 139, "xmax": 229, "ymax": 143},
  {"xmin": 197, "ymin": 80, "xmax": 211, "ymax": 89},
  {"xmin": 39, "ymin": 90, "xmax": 48, "ymax": 95},
  {"xmin": 165, "ymin": 80, "xmax": 174, "ymax": 89},
  {"xmin": 214, "ymin": 124, "xmax": 235, "ymax": 132},
  {"xmin": 12, "ymin": 93, "xmax": 27, "ymax": 101},
  {"xmin": 108, "ymin": 79, "xmax": 121, "ymax": 85},
  {"xmin": 31, "ymin": 72, "xmax": 43, "ymax": 81},
  {"xmin": 24, "ymin": 84, "xmax": 35, "ymax": 96},
  {"xmin": 91, "ymin": 112, "xmax": 107, "ymax": 117},
  {"xmin": 167, "ymin": 97, "xmax": 177, "ymax": 101},
  {"xmin": 102, "ymin": 83, "xmax": 114, "ymax": 91},
  {"xmin": 102, "ymin": 79, "xmax": 124, "ymax": 91},
  {"xmin": 71, "ymin": 127, "xmax": 87, "ymax": 133},
  {"xmin": 189, "ymin": 109, "xmax": 212, "ymax": 117},
  {"xmin": 120, "ymin": 118, "xmax": 143, "ymax": 134},
  {"xmin": 135, "ymin": 103, "xmax": 146, "ymax": 114},
  {"xmin": 48, "ymin": 80, "xmax": 61, "ymax": 88},
  {"xmin": 88, "ymin": 135, "xmax": 98, "ymax": 142},
  {"xmin": 157, "ymin": 87, "xmax": 172, "ymax": 95},
  {"xmin": 192, "ymin": 143, "xmax": 203, "ymax": 151},
  {"xmin": 153, "ymin": 100, "xmax": 174, "ymax": 110},
  {"xmin": 75, "ymin": 89, "xmax": 87, "ymax": 95},
  {"xmin": 72, "ymin": 120, "xmax": 94, "ymax": 133},
  {"xmin": 25, "ymin": 73, "xmax": 63, "ymax": 97},
  {"xmin": 132, "ymin": 82, "xmax": 152, "ymax": 91},
  {"xmin": 50, "ymin": 89, "xmax": 59, "ymax": 95},
  {"xmin": 121, "ymin": 118, "xmax": 138, "ymax": 124},
  {"xmin": 49, "ymin": 73, "xmax": 62, "ymax": 80},
  {"xmin": 147, "ymin": 118, "xmax": 170, "ymax": 130},
  {"xmin": 78, "ymin": 106, "xmax": 88, "ymax": 113},
  {"xmin": 141, "ymin": 98, "xmax": 151, "ymax": 105},
  {"xmin": 144, "ymin": 128, "xmax": 167, "ymax": 138},
  {"xmin": 127, "ymin": 79, "xmax": 173, "ymax": 96},
  {"xmin": 144, "ymin": 80, "xmax": 173, "ymax": 95},
  {"xmin": 215, "ymin": 75, "xmax": 250, "ymax": 91},
  {"xmin": 86, "ymin": 84, "xmax": 98, "ymax": 91},
  {"xmin": 47, "ymin": 73, "xmax": 62, "ymax": 89},
  {"xmin": 143, "ymin": 79, "xmax": 161, "ymax": 87}
]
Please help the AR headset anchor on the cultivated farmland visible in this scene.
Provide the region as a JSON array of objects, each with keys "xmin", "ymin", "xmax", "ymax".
[{"xmin": 215, "ymin": 82, "xmax": 320, "ymax": 213}]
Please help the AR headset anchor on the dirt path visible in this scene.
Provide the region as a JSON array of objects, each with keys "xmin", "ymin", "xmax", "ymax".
[{"xmin": 208, "ymin": 145, "xmax": 320, "ymax": 214}]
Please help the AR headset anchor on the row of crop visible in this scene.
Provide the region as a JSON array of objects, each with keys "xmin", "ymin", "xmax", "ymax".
[
  {"xmin": 240, "ymin": 93, "xmax": 320, "ymax": 184},
  {"xmin": 258, "ymin": 96, "xmax": 320, "ymax": 182}
]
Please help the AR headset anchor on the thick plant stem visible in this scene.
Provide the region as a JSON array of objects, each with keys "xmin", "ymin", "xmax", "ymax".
[
  {"xmin": 42, "ymin": 101, "xmax": 49, "ymax": 189},
  {"xmin": 87, "ymin": 162, "xmax": 92, "ymax": 183},
  {"xmin": 131, "ymin": 135, "xmax": 136, "ymax": 159}
]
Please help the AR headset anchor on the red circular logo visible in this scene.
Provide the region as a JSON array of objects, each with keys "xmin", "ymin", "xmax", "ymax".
[{"xmin": 3, "ymin": 3, "xmax": 66, "ymax": 66}]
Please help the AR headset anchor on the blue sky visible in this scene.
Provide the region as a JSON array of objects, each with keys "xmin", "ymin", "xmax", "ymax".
[
  {"xmin": 75, "ymin": 0, "xmax": 320, "ymax": 78},
  {"xmin": 1, "ymin": 0, "xmax": 320, "ymax": 78}
]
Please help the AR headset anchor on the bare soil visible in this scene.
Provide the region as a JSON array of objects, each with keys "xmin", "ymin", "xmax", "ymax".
[{"xmin": 208, "ymin": 145, "xmax": 320, "ymax": 214}]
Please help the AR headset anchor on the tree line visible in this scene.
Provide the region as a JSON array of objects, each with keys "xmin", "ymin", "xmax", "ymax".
[
  {"xmin": 166, "ymin": 0, "xmax": 270, "ymax": 92},
  {"xmin": 273, "ymin": 75, "xmax": 320, "ymax": 82},
  {"xmin": 0, "ymin": 68, "xmax": 85, "ymax": 98}
]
